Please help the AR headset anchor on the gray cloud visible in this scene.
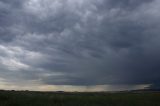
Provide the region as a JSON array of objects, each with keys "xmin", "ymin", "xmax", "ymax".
[{"xmin": 0, "ymin": 0, "xmax": 160, "ymax": 90}]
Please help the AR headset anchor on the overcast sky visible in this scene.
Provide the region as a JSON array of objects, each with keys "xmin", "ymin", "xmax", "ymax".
[{"xmin": 0, "ymin": 0, "xmax": 160, "ymax": 91}]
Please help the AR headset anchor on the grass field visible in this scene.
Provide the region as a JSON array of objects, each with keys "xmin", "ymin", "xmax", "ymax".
[{"xmin": 0, "ymin": 90, "xmax": 160, "ymax": 106}]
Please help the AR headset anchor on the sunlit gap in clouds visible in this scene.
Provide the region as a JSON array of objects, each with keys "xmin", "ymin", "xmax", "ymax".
[{"xmin": 0, "ymin": 80, "xmax": 150, "ymax": 92}]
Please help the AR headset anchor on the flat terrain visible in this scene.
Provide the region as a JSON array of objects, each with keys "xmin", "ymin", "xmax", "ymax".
[{"xmin": 0, "ymin": 90, "xmax": 160, "ymax": 106}]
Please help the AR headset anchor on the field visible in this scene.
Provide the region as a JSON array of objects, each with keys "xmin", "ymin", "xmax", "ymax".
[{"xmin": 0, "ymin": 90, "xmax": 160, "ymax": 106}]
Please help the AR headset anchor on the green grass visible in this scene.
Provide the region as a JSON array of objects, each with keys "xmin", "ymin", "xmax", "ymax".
[{"xmin": 0, "ymin": 91, "xmax": 160, "ymax": 106}]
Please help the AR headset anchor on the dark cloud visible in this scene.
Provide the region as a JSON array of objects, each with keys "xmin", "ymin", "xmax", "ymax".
[
  {"xmin": 105, "ymin": 0, "xmax": 153, "ymax": 9},
  {"xmin": 0, "ymin": 0, "xmax": 160, "ymax": 90}
]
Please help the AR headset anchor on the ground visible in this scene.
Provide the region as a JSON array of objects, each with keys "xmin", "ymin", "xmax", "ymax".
[{"xmin": 0, "ymin": 90, "xmax": 160, "ymax": 106}]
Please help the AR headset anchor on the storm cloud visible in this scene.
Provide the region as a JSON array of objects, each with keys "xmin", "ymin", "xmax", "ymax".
[{"xmin": 0, "ymin": 0, "xmax": 160, "ymax": 91}]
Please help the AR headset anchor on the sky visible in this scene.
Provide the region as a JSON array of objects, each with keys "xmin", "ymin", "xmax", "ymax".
[{"xmin": 0, "ymin": 0, "xmax": 160, "ymax": 91}]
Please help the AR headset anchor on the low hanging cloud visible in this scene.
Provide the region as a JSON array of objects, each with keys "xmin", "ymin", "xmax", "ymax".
[{"xmin": 0, "ymin": 0, "xmax": 160, "ymax": 90}]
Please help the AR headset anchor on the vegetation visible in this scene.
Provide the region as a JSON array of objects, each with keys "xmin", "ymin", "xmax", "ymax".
[{"xmin": 0, "ymin": 90, "xmax": 160, "ymax": 106}]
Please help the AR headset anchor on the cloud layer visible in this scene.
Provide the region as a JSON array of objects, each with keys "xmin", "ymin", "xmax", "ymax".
[{"xmin": 0, "ymin": 0, "xmax": 160, "ymax": 90}]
